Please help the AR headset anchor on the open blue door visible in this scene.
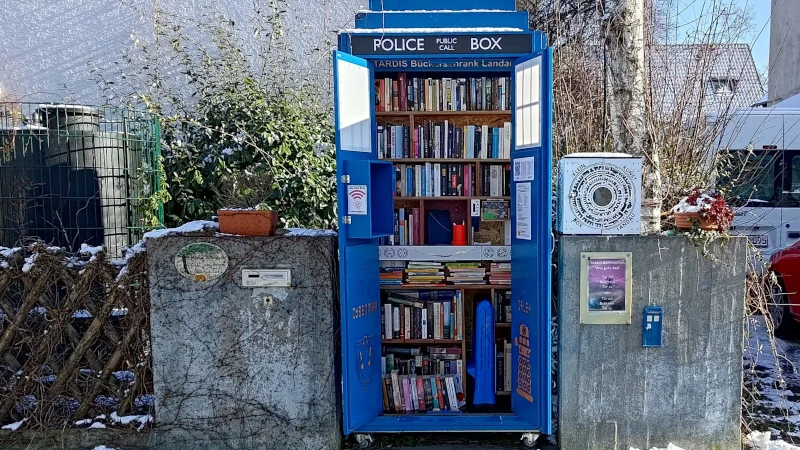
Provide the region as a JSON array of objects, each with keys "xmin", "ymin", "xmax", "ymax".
[
  {"xmin": 334, "ymin": 51, "xmax": 391, "ymax": 434},
  {"xmin": 510, "ymin": 48, "xmax": 553, "ymax": 434}
]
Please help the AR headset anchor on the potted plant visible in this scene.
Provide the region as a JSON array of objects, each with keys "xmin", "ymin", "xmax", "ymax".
[
  {"xmin": 671, "ymin": 187, "xmax": 735, "ymax": 232},
  {"xmin": 213, "ymin": 172, "xmax": 278, "ymax": 236}
]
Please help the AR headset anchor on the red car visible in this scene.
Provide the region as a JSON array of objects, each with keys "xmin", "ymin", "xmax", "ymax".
[{"xmin": 770, "ymin": 241, "xmax": 800, "ymax": 337}]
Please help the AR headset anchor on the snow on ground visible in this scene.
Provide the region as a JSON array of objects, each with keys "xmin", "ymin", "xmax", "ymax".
[
  {"xmin": 1, "ymin": 418, "xmax": 26, "ymax": 431},
  {"xmin": 746, "ymin": 315, "xmax": 800, "ymax": 445},
  {"xmin": 92, "ymin": 447, "xmax": 119, "ymax": 450}
]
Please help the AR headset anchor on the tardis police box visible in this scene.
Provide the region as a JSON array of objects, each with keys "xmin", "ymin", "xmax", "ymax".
[{"xmin": 334, "ymin": 1, "xmax": 553, "ymax": 447}]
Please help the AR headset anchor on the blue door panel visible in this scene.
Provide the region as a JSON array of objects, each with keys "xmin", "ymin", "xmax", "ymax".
[{"xmin": 510, "ymin": 48, "xmax": 553, "ymax": 434}]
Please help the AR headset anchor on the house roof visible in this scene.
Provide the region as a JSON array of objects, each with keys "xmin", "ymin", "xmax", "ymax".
[{"xmin": 649, "ymin": 43, "xmax": 764, "ymax": 119}]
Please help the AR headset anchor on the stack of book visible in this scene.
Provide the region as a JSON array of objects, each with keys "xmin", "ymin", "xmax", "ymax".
[
  {"xmin": 405, "ymin": 262, "xmax": 445, "ymax": 285},
  {"xmin": 479, "ymin": 164, "xmax": 512, "ymax": 197},
  {"xmin": 496, "ymin": 340, "xmax": 512, "ymax": 394},
  {"xmin": 380, "ymin": 265, "xmax": 405, "ymax": 286},
  {"xmin": 488, "ymin": 263, "xmax": 511, "ymax": 285},
  {"xmin": 382, "ymin": 372, "xmax": 466, "ymax": 414},
  {"xmin": 381, "ymin": 290, "xmax": 463, "ymax": 341},
  {"xmin": 493, "ymin": 290, "xmax": 512, "ymax": 323},
  {"xmin": 382, "ymin": 347, "xmax": 463, "ymax": 377},
  {"xmin": 445, "ymin": 262, "xmax": 486, "ymax": 285},
  {"xmin": 375, "ymin": 74, "xmax": 512, "ymax": 112},
  {"xmin": 394, "ymin": 163, "xmax": 475, "ymax": 198}
]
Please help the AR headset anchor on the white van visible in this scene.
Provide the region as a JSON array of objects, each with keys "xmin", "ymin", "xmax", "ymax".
[{"xmin": 711, "ymin": 107, "xmax": 800, "ymax": 261}]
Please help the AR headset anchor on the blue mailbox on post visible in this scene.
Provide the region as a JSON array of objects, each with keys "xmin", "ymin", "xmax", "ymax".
[{"xmin": 334, "ymin": 1, "xmax": 553, "ymax": 447}]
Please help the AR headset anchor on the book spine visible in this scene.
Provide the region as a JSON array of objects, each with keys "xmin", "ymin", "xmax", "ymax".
[
  {"xmin": 404, "ymin": 306, "xmax": 411, "ymax": 340},
  {"xmin": 416, "ymin": 377, "xmax": 426, "ymax": 411},
  {"xmin": 431, "ymin": 377, "xmax": 440, "ymax": 411},
  {"xmin": 393, "ymin": 307, "xmax": 400, "ymax": 339},
  {"xmin": 433, "ymin": 303, "xmax": 441, "ymax": 340},
  {"xmin": 403, "ymin": 126, "xmax": 410, "ymax": 159},
  {"xmin": 443, "ymin": 301, "xmax": 451, "ymax": 339},
  {"xmin": 384, "ymin": 304, "xmax": 392, "ymax": 339},
  {"xmin": 410, "ymin": 376, "xmax": 419, "ymax": 411},
  {"xmin": 496, "ymin": 351, "xmax": 504, "ymax": 392},
  {"xmin": 446, "ymin": 376, "xmax": 459, "ymax": 411},
  {"xmin": 391, "ymin": 371, "xmax": 402, "ymax": 412},
  {"xmin": 403, "ymin": 377, "xmax": 412, "ymax": 412},
  {"xmin": 399, "ymin": 73, "xmax": 407, "ymax": 111},
  {"xmin": 436, "ymin": 377, "xmax": 446, "ymax": 410},
  {"xmin": 383, "ymin": 376, "xmax": 392, "ymax": 411},
  {"xmin": 504, "ymin": 341, "xmax": 512, "ymax": 391}
]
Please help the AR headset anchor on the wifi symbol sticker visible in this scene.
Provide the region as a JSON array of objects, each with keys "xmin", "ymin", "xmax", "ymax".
[{"xmin": 348, "ymin": 185, "xmax": 368, "ymax": 216}]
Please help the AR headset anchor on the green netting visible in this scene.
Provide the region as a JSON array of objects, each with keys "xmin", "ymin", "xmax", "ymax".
[{"xmin": 0, "ymin": 103, "xmax": 164, "ymax": 257}]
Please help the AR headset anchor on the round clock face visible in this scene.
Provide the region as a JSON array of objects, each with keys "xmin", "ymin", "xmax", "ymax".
[{"xmin": 569, "ymin": 163, "xmax": 636, "ymax": 230}]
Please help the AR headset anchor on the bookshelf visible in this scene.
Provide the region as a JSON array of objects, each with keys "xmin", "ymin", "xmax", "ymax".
[{"xmin": 376, "ymin": 72, "xmax": 516, "ymax": 415}]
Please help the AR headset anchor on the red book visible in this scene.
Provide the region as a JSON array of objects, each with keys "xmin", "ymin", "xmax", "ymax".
[
  {"xmin": 436, "ymin": 377, "xmax": 447, "ymax": 411},
  {"xmin": 416, "ymin": 377, "xmax": 426, "ymax": 411},
  {"xmin": 378, "ymin": 79, "xmax": 385, "ymax": 112},
  {"xmin": 412, "ymin": 208, "xmax": 420, "ymax": 246},
  {"xmin": 399, "ymin": 306, "xmax": 405, "ymax": 339},
  {"xmin": 399, "ymin": 73, "xmax": 408, "ymax": 111}
]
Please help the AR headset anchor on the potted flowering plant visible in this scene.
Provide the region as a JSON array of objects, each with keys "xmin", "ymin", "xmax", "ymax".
[
  {"xmin": 213, "ymin": 172, "xmax": 278, "ymax": 236},
  {"xmin": 671, "ymin": 186, "xmax": 735, "ymax": 232}
]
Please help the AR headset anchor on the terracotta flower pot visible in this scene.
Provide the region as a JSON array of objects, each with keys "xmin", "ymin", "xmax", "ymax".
[
  {"xmin": 217, "ymin": 209, "xmax": 278, "ymax": 236},
  {"xmin": 673, "ymin": 211, "xmax": 719, "ymax": 231}
]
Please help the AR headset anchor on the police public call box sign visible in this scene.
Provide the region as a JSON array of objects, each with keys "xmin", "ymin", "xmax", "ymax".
[{"xmin": 350, "ymin": 34, "xmax": 532, "ymax": 55}]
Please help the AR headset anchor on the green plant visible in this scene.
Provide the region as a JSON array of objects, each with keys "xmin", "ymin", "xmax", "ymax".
[
  {"xmin": 100, "ymin": 1, "xmax": 337, "ymax": 230},
  {"xmin": 211, "ymin": 171, "xmax": 275, "ymax": 211}
]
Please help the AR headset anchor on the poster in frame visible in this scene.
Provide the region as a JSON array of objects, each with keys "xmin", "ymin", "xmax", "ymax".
[{"xmin": 579, "ymin": 252, "xmax": 633, "ymax": 324}]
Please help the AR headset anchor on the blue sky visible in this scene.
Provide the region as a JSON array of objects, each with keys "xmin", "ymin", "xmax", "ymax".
[{"xmin": 669, "ymin": 0, "xmax": 771, "ymax": 73}]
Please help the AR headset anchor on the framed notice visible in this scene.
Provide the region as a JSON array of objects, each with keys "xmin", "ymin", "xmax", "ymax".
[{"xmin": 579, "ymin": 252, "xmax": 633, "ymax": 324}]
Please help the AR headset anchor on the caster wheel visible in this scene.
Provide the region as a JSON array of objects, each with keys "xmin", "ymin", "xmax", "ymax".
[
  {"xmin": 521, "ymin": 432, "xmax": 540, "ymax": 449},
  {"xmin": 355, "ymin": 434, "xmax": 373, "ymax": 449}
]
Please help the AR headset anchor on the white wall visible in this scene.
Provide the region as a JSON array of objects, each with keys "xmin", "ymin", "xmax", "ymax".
[
  {"xmin": 769, "ymin": 0, "xmax": 800, "ymax": 104},
  {"xmin": 0, "ymin": 0, "xmax": 363, "ymax": 104}
]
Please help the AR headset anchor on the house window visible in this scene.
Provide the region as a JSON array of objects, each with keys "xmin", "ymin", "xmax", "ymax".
[{"xmin": 709, "ymin": 77, "xmax": 737, "ymax": 95}]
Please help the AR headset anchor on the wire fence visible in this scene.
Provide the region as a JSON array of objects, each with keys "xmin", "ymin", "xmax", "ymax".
[{"xmin": 0, "ymin": 103, "xmax": 163, "ymax": 258}]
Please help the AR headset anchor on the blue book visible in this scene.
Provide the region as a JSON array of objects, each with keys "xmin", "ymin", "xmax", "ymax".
[
  {"xmin": 466, "ymin": 126, "xmax": 475, "ymax": 159},
  {"xmin": 422, "ymin": 164, "xmax": 427, "ymax": 198},
  {"xmin": 407, "ymin": 167, "xmax": 413, "ymax": 197}
]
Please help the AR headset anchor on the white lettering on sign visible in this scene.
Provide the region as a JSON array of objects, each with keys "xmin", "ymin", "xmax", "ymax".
[
  {"xmin": 373, "ymin": 38, "xmax": 425, "ymax": 52},
  {"xmin": 471, "ymin": 37, "xmax": 502, "ymax": 51}
]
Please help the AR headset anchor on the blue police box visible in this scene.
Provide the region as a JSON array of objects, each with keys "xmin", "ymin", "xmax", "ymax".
[{"xmin": 334, "ymin": 1, "xmax": 553, "ymax": 446}]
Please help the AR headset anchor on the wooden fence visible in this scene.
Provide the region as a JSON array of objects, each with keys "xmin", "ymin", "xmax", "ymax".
[{"xmin": 0, "ymin": 243, "xmax": 152, "ymax": 429}]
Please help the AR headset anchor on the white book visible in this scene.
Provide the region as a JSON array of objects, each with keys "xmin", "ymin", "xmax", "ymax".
[
  {"xmin": 422, "ymin": 308, "xmax": 428, "ymax": 339},
  {"xmin": 503, "ymin": 122, "xmax": 512, "ymax": 158},
  {"xmin": 434, "ymin": 163, "xmax": 441, "ymax": 197},
  {"xmin": 481, "ymin": 125, "xmax": 489, "ymax": 159},
  {"xmin": 408, "ymin": 214, "xmax": 414, "ymax": 246},
  {"xmin": 504, "ymin": 220, "xmax": 512, "ymax": 245},
  {"xmin": 384, "ymin": 304, "xmax": 393, "ymax": 339},
  {"xmin": 456, "ymin": 360, "xmax": 463, "ymax": 381},
  {"xmin": 490, "ymin": 166, "xmax": 501, "ymax": 196},
  {"xmin": 393, "ymin": 307, "xmax": 400, "ymax": 337},
  {"xmin": 404, "ymin": 306, "xmax": 411, "ymax": 339},
  {"xmin": 445, "ymin": 376, "xmax": 459, "ymax": 411}
]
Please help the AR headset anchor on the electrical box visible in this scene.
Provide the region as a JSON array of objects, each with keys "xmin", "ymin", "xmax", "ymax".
[
  {"xmin": 556, "ymin": 153, "xmax": 642, "ymax": 235},
  {"xmin": 642, "ymin": 306, "xmax": 663, "ymax": 348}
]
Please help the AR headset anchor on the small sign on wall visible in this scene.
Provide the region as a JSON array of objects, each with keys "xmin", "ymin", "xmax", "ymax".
[
  {"xmin": 348, "ymin": 185, "xmax": 368, "ymax": 215},
  {"xmin": 579, "ymin": 252, "xmax": 633, "ymax": 324}
]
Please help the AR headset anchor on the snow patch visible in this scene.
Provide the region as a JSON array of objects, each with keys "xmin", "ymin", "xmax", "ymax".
[
  {"xmin": 88, "ymin": 422, "xmax": 107, "ymax": 429},
  {"xmin": 746, "ymin": 431, "xmax": 800, "ymax": 449},
  {"xmin": 110, "ymin": 308, "xmax": 129, "ymax": 317},
  {"xmin": 110, "ymin": 411, "xmax": 152, "ymax": 431},
  {"xmin": 92, "ymin": 446, "xmax": 119, "ymax": 450},
  {"xmin": 0, "ymin": 247, "xmax": 20, "ymax": 258},
  {"xmin": 112, "ymin": 371, "xmax": 135, "ymax": 383},
  {"xmin": 75, "ymin": 418, "xmax": 93, "ymax": 426},
  {"xmin": 1, "ymin": 418, "xmax": 26, "ymax": 431},
  {"xmin": 629, "ymin": 446, "xmax": 685, "ymax": 450},
  {"xmin": 21, "ymin": 253, "xmax": 39, "ymax": 273},
  {"xmin": 79, "ymin": 243, "xmax": 104, "ymax": 261},
  {"xmin": 72, "ymin": 309, "xmax": 92, "ymax": 319}
]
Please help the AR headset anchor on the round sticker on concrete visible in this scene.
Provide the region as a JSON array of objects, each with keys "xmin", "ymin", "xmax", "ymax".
[{"xmin": 174, "ymin": 243, "xmax": 229, "ymax": 282}]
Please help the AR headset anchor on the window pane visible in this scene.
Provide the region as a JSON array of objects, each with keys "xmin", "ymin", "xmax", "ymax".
[
  {"xmin": 719, "ymin": 151, "xmax": 778, "ymax": 206},
  {"xmin": 791, "ymin": 155, "xmax": 800, "ymax": 203}
]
